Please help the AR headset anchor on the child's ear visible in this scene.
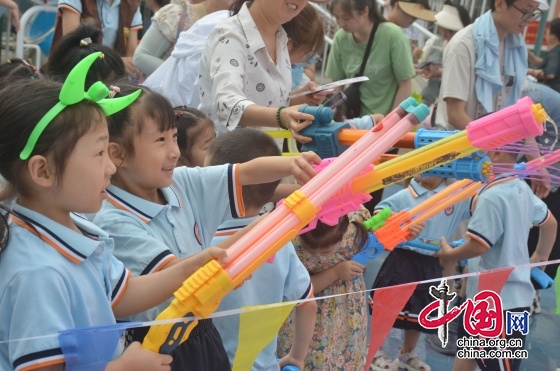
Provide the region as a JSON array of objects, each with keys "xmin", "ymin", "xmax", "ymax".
[
  {"xmin": 108, "ymin": 142, "xmax": 125, "ymax": 167},
  {"xmin": 26, "ymin": 155, "xmax": 55, "ymax": 188}
]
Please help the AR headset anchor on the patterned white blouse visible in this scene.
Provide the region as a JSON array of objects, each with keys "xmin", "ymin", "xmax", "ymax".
[{"xmin": 198, "ymin": 2, "xmax": 292, "ymax": 133}]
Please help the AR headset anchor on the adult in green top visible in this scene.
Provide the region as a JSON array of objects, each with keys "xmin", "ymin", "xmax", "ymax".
[{"xmin": 326, "ymin": 0, "xmax": 416, "ymax": 117}]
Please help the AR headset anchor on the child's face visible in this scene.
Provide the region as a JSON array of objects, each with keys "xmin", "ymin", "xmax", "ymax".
[
  {"xmin": 122, "ymin": 118, "xmax": 180, "ymax": 190},
  {"xmin": 56, "ymin": 120, "xmax": 116, "ymax": 213},
  {"xmin": 188, "ymin": 125, "xmax": 216, "ymax": 168}
]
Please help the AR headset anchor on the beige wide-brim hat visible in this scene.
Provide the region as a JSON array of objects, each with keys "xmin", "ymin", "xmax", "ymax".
[
  {"xmin": 398, "ymin": 0, "xmax": 436, "ymax": 22},
  {"xmin": 435, "ymin": 5, "xmax": 463, "ymax": 31}
]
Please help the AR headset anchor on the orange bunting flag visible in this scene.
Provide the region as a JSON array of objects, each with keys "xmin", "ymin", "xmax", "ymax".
[
  {"xmin": 477, "ymin": 267, "xmax": 514, "ymax": 296},
  {"xmin": 365, "ymin": 282, "xmax": 418, "ymax": 371}
]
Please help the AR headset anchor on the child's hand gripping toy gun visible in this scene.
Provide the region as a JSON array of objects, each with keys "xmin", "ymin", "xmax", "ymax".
[
  {"xmin": 141, "ymin": 99, "xmax": 430, "ymax": 354},
  {"xmin": 352, "ymin": 179, "xmax": 482, "ymax": 264},
  {"xmin": 141, "ymin": 98, "xmax": 546, "ymax": 355}
]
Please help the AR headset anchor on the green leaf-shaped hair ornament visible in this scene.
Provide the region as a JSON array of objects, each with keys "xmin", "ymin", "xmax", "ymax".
[{"xmin": 19, "ymin": 51, "xmax": 141, "ymax": 160}]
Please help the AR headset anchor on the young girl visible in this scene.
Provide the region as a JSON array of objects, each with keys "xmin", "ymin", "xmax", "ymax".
[
  {"xmin": 174, "ymin": 106, "xmax": 216, "ymax": 167},
  {"xmin": 0, "ymin": 54, "xmax": 228, "ymax": 371},
  {"xmin": 93, "ymin": 84, "xmax": 320, "ymax": 371},
  {"xmin": 277, "ymin": 208, "xmax": 371, "ymax": 370}
]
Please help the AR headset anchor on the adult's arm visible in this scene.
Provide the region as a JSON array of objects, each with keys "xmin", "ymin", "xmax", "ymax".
[
  {"xmin": 133, "ymin": 26, "xmax": 172, "ymax": 75},
  {"xmin": 445, "ymin": 97, "xmax": 472, "ymax": 130}
]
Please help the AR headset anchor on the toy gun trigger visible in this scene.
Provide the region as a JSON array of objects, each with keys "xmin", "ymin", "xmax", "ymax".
[{"xmin": 158, "ymin": 315, "xmax": 198, "ymax": 354}]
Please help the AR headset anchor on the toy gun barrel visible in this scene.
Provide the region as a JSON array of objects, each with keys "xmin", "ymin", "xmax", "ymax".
[
  {"xmin": 363, "ymin": 207, "xmax": 391, "ymax": 231},
  {"xmin": 421, "ymin": 156, "xmax": 493, "ymax": 182},
  {"xmin": 403, "ymin": 238, "xmax": 465, "ymax": 252}
]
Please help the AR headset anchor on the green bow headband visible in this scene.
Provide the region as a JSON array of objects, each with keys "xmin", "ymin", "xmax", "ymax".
[{"xmin": 19, "ymin": 52, "xmax": 141, "ymax": 160}]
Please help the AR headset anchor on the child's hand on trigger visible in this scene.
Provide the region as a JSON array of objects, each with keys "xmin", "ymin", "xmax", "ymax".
[
  {"xmin": 335, "ymin": 261, "xmax": 365, "ymax": 281},
  {"xmin": 406, "ymin": 221, "xmax": 425, "ymax": 240},
  {"xmin": 112, "ymin": 341, "xmax": 172, "ymax": 370},
  {"xmin": 204, "ymin": 246, "xmax": 229, "ymax": 265},
  {"xmin": 291, "ymin": 151, "xmax": 321, "ymax": 185}
]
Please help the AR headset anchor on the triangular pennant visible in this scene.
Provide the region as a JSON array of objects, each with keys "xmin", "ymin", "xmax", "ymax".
[
  {"xmin": 477, "ymin": 267, "xmax": 514, "ymax": 297},
  {"xmin": 364, "ymin": 282, "xmax": 417, "ymax": 371},
  {"xmin": 232, "ymin": 302, "xmax": 297, "ymax": 371},
  {"xmin": 58, "ymin": 322, "xmax": 139, "ymax": 371}
]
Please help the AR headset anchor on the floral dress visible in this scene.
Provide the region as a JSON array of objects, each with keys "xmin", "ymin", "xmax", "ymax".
[{"xmin": 276, "ymin": 209, "xmax": 370, "ymax": 371}]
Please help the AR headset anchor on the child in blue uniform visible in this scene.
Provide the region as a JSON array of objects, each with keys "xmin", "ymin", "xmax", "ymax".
[
  {"xmin": 207, "ymin": 128, "xmax": 316, "ymax": 371},
  {"xmin": 93, "ymin": 84, "xmax": 320, "ymax": 371},
  {"xmin": 436, "ymin": 149, "xmax": 557, "ymax": 371},
  {"xmin": 371, "ymin": 175, "xmax": 471, "ymax": 371},
  {"xmin": 0, "ymin": 54, "xmax": 227, "ymax": 371}
]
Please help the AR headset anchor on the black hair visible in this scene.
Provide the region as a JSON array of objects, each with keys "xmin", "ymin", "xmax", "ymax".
[
  {"xmin": 330, "ymin": 0, "xmax": 386, "ymax": 25},
  {"xmin": 444, "ymin": 1, "xmax": 471, "ymax": 27},
  {"xmin": 550, "ymin": 18, "xmax": 560, "ymax": 41},
  {"xmin": 0, "ymin": 205, "xmax": 9, "ymax": 257},
  {"xmin": 44, "ymin": 22, "xmax": 126, "ymax": 88},
  {"xmin": 207, "ymin": 128, "xmax": 281, "ymax": 210},
  {"xmin": 174, "ymin": 106, "xmax": 215, "ymax": 166},
  {"xmin": 107, "ymin": 83, "xmax": 175, "ymax": 160},
  {"xmin": 489, "ymin": 0, "xmax": 515, "ymax": 12},
  {"xmin": 0, "ymin": 78, "xmax": 105, "ymax": 198},
  {"xmin": 299, "ymin": 214, "xmax": 369, "ymax": 254},
  {"xmin": 0, "ymin": 58, "xmax": 40, "ymax": 85}
]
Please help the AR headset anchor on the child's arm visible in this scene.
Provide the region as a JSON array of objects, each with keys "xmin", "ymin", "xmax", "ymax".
[
  {"xmin": 113, "ymin": 247, "xmax": 227, "ymax": 318},
  {"xmin": 531, "ymin": 213, "xmax": 557, "ymax": 265},
  {"xmin": 238, "ymin": 152, "xmax": 321, "ymax": 186},
  {"xmin": 33, "ymin": 342, "xmax": 173, "ymax": 371},
  {"xmin": 434, "ymin": 237, "xmax": 488, "ymax": 263},
  {"xmin": 279, "ymin": 300, "xmax": 317, "ymax": 370},
  {"xmin": 310, "ymin": 261, "xmax": 365, "ymax": 293}
]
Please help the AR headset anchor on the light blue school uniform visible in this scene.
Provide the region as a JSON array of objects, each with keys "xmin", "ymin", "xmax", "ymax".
[
  {"xmin": 211, "ymin": 217, "xmax": 312, "ymax": 371},
  {"xmin": 93, "ymin": 164, "xmax": 244, "ymax": 322},
  {"xmin": 466, "ymin": 175, "xmax": 549, "ymax": 310},
  {"xmin": 58, "ymin": 0, "xmax": 142, "ymax": 49},
  {"xmin": 0, "ymin": 204, "xmax": 129, "ymax": 371},
  {"xmin": 375, "ymin": 178, "xmax": 472, "ymax": 255}
]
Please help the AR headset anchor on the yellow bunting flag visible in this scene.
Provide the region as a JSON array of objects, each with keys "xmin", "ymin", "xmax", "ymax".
[{"xmin": 232, "ymin": 302, "xmax": 297, "ymax": 371}]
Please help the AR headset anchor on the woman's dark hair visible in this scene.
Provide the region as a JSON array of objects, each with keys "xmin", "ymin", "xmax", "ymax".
[
  {"xmin": 0, "ymin": 205, "xmax": 9, "ymax": 256},
  {"xmin": 299, "ymin": 215, "xmax": 369, "ymax": 254},
  {"xmin": 445, "ymin": 1, "xmax": 471, "ymax": 27},
  {"xmin": 107, "ymin": 83, "xmax": 175, "ymax": 160},
  {"xmin": 0, "ymin": 58, "xmax": 40, "ymax": 85},
  {"xmin": 174, "ymin": 106, "xmax": 214, "ymax": 166},
  {"xmin": 330, "ymin": 0, "xmax": 386, "ymax": 24},
  {"xmin": 230, "ymin": 0, "xmax": 248, "ymax": 15},
  {"xmin": 550, "ymin": 18, "xmax": 560, "ymax": 41},
  {"xmin": 0, "ymin": 78, "xmax": 105, "ymax": 197},
  {"xmin": 44, "ymin": 22, "xmax": 125, "ymax": 88},
  {"xmin": 283, "ymin": 4, "xmax": 325, "ymax": 58}
]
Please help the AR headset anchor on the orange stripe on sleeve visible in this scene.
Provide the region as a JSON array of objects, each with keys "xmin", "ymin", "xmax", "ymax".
[
  {"xmin": 111, "ymin": 270, "xmax": 131, "ymax": 310},
  {"xmin": 233, "ymin": 164, "xmax": 245, "ymax": 217},
  {"xmin": 19, "ymin": 357, "xmax": 65, "ymax": 371}
]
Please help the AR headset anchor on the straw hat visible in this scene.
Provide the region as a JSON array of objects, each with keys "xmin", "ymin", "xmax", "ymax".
[
  {"xmin": 398, "ymin": 0, "xmax": 436, "ymax": 22},
  {"xmin": 434, "ymin": 5, "xmax": 463, "ymax": 31}
]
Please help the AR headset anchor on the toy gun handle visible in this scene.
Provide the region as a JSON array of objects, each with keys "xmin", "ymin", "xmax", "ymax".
[
  {"xmin": 281, "ymin": 365, "xmax": 300, "ymax": 371},
  {"xmin": 352, "ymin": 232, "xmax": 384, "ymax": 265},
  {"xmin": 531, "ymin": 267, "xmax": 554, "ymax": 289}
]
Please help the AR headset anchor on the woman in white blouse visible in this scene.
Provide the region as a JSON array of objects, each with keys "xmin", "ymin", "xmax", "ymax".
[{"xmin": 198, "ymin": 0, "xmax": 319, "ymax": 142}]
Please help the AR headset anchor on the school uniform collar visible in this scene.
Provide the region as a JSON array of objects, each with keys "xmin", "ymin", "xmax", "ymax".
[
  {"xmin": 407, "ymin": 178, "xmax": 448, "ymax": 198},
  {"xmin": 105, "ymin": 184, "xmax": 182, "ymax": 224},
  {"xmin": 9, "ymin": 203, "xmax": 107, "ymax": 264},
  {"xmin": 477, "ymin": 173, "xmax": 518, "ymax": 193},
  {"xmin": 237, "ymin": 2, "xmax": 288, "ymax": 55}
]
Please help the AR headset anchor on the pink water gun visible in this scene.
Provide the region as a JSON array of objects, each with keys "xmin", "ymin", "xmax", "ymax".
[{"xmin": 142, "ymin": 97, "xmax": 546, "ymax": 355}]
